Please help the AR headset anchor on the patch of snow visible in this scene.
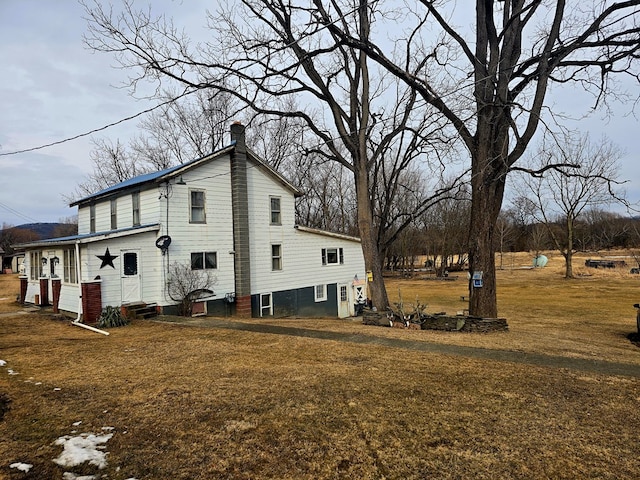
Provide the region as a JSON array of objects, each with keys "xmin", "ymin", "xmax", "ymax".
[
  {"xmin": 53, "ymin": 433, "xmax": 113, "ymax": 470},
  {"xmin": 35, "ymin": 382, "xmax": 42, "ymax": 385},
  {"xmin": 54, "ymin": 387, "xmax": 61, "ymax": 391},
  {"xmin": 72, "ymin": 421, "xmax": 82, "ymax": 426},
  {"xmin": 62, "ymin": 473, "xmax": 97, "ymax": 480},
  {"xmin": 101, "ymin": 426, "xmax": 114, "ymax": 431},
  {"xmin": 0, "ymin": 359, "xmax": 6, "ymax": 366},
  {"xmin": 9, "ymin": 462, "xmax": 33, "ymax": 472},
  {"xmin": 7, "ymin": 369, "xmax": 19, "ymax": 375}
]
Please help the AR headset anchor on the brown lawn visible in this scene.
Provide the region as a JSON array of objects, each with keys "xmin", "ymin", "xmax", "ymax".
[{"xmin": 1, "ymin": 251, "xmax": 639, "ymax": 479}]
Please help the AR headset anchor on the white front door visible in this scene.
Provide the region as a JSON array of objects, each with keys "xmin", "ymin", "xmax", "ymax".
[
  {"xmin": 337, "ymin": 284, "xmax": 351, "ymax": 318},
  {"xmin": 121, "ymin": 250, "xmax": 142, "ymax": 304}
]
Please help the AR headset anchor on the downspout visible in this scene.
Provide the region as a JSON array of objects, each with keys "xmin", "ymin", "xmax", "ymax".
[
  {"xmin": 74, "ymin": 241, "xmax": 82, "ymax": 322},
  {"xmin": 71, "ymin": 240, "xmax": 109, "ymax": 335}
]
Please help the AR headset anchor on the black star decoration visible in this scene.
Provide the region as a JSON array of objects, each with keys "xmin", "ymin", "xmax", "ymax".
[{"xmin": 97, "ymin": 248, "xmax": 118, "ymax": 269}]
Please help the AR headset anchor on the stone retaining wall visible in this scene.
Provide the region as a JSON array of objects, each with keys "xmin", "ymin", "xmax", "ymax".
[{"xmin": 362, "ymin": 309, "xmax": 508, "ymax": 332}]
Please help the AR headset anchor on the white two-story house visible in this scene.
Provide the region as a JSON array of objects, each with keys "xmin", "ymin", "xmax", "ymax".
[{"xmin": 17, "ymin": 123, "xmax": 366, "ymax": 322}]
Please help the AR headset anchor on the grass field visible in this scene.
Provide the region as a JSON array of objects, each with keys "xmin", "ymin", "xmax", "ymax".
[{"xmin": 1, "ymin": 251, "xmax": 640, "ymax": 479}]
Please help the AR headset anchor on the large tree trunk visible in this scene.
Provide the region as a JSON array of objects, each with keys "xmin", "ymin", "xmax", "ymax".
[
  {"xmin": 468, "ymin": 115, "xmax": 509, "ymax": 319},
  {"xmin": 355, "ymin": 154, "xmax": 389, "ymax": 311},
  {"xmin": 468, "ymin": 168, "xmax": 504, "ymax": 319}
]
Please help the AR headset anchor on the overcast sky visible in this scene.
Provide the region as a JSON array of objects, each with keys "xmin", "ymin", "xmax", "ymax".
[{"xmin": 0, "ymin": 0, "xmax": 638, "ymax": 228}]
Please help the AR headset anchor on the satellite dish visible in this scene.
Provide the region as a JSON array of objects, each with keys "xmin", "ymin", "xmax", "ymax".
[
  {"xmin": 533, "ymin": 255, "xmax": 548, "ymax": 268},
  {"xmin": 155, "ymin": 235, "xmax": 172, "ymax": 255}
]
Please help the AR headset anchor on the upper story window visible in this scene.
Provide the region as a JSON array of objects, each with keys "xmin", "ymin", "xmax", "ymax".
[
  {"xmin": 89, "ymin": 204, "xmax": 96, "ymax": 233},
  {"xmin": 132, "ymin": 192, "xmax": 140, "ymax": 226},
  {"xmin": 110, "ymin": 199, "xmax": 117, "ymax": 230},
  {"xmin": 271, "ymin": 244, "xmax": 282, "ymax": 271},
  {"xmin": 270, "ymin": 196, "xmax": 281, "ymax": 225},
  {"xmin": 190, "ymin": 190, "xmax": 206, "ymax": 223},
  {"xmin": 321, "ymin": 247, "xmax": 344, "ymax": 265}
]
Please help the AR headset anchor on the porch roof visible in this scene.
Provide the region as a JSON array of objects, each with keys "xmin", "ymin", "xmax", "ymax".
[{"xmin": 13, "ymin": 223, "xmax": 160, "ymax": 249}]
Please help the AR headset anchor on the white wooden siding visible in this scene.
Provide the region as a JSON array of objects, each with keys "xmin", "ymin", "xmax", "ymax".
[
  {"xmin": 246, "ymin": 160, "xmax": 365, "ymax": 295},
  {"xmin": 153, "ymin": 157, "xmax": 236, "ymax": 300}
]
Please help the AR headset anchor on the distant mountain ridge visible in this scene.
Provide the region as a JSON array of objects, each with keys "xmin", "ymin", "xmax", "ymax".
[{"xmin": 10, "ymin": 223, "xmax": 66, "ymax": 239}]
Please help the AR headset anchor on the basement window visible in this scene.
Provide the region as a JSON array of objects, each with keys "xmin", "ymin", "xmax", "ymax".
[
  {"xmin": 314, "ymin": 284, "xmax": 327, "ymax": 302},
  {"xmin": 260, "ymin": 293, "xmax": 273, "ymax": 316}
]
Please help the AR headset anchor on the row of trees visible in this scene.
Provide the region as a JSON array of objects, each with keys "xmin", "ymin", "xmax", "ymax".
[{"xmin": 79, "ymin": 0, "xmax": 640, "ymax": 317}]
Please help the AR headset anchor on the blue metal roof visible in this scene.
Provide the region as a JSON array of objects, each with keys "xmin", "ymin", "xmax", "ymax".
[{"xmin": 71, "ymin": 141, "xmax": 237, "ymax": 206}]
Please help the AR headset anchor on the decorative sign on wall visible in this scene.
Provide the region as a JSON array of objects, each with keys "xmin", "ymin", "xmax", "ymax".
[{"xmin": 97, "ymin": 248, "xmax": 118, "ymax": 269}]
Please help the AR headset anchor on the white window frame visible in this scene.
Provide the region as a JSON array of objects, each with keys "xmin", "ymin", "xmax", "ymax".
[
  {"xmin": 191, "ymin": 251, "xmax": 217, "ymax": 270},
  {"xmin": 321, "ymin": 247, "xmax": 344, "ymax": 265},
  {"xmin": 110, "ymin": 198, "xmax": 117, "ymax": 230},
  {"xmin": 270, "ymin": 196, "xmax": 281, "ymax": 225},
  {"xmin": 190, "ymin": 189, "xmax": 206, "ymax": 224},
  {"xmin": 314, "ymin": 284, "xmax": 327, "ymax": 302},
  {"xmin": 29, "ymin": 251, "xmax": 42, "ymax": 280},
  {"xmin": 89, "ymin": 204, "xmax": 96, "ymax": 233},
  {"xmin": 340, "ymin": 285, "xmax": 348, "ymax": 302},
  {"xmin": 260, "ymin": 293, "xmax": 273, "ymax": 316},
  {"xmin": 132, "ymin": 192, "xmax": 140, "ymax": 226},
  {"xmin": 63, "ymin": 248, "xmax": 77, "ymax": 284},
  {"xmin": 271, "ymin": 244, "xmax": 282, "ymax": 271}
]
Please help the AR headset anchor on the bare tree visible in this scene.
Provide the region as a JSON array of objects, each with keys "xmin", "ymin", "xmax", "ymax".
[
  {"xmin": 82, "ymin": 0, "xmax": 462, "ymax": 310},
  {"xmin": 495, "ymin": 212, "xmax": 515, "ymax": 270},
  {"xmin": 517, "ymin": 134, "xmax": 625, "ymax": 278},
  {"xmin": 167, "ymin": 261, "xmax": 217, "ymax": 316},
  {"xmin": 321, "ymin": 0, "xmax": 640, "ymax": 316}
]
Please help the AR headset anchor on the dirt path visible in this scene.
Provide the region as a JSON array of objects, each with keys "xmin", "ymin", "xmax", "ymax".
[{"xmin": 155, "ymin": 317, "xmax": 640, "ymax": 379}]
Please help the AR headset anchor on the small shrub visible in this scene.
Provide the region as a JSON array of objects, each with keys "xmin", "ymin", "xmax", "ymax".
[
  {"xmin": 98, "ymin": 306, "xmax": 130, "ymax": 328},
  {"xmin": 0, "ymin": 392, "xmax": 10, "ymax": 421}
]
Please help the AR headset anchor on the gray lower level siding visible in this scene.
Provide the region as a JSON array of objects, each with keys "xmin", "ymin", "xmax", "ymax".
[{"xmin": 251, "ymin": 284, "xmax": 339, "ymax": 318}]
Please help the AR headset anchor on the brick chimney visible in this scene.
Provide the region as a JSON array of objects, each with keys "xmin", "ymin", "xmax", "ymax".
[{"xmin": 230, "ymin": 122, "xmax": 252, "ymax": 317}]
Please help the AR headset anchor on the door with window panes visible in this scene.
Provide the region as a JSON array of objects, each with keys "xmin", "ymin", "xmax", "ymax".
[
  {"xmin": 121, "ymin": 249, "xmax": 142, "ymax": 304},
  {"xmin": 338, "ymin": 284, "xmax": 351, "ymax": 318}
]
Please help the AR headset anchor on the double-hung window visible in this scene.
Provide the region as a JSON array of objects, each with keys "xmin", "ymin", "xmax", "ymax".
[
  {"xmin": 110, "ymin": 199, "xmax": 117, "ymax": 230},
  {"xmin": 132, "ymin": 192, "xmax": 140, "ymax": 226},
  {"xmin": 321, "ymin": 247, "xmax": 344, "ymax": 265},
  {"xmin": 89, "ymin": 204, "xmax": 96, "ymax": 233},
  {"xmin": 260, "ymin": 293, "xmax": 273, "ymax": 316},
  {"xmin": 315, "ymin": 284, "xmax": 327, "ymax": 302},
  {"xmin": 271, "ymin": 244, "xmax": 282, "ymax": 271},
  {"xmin": 270, "ymin": 196, "xmax": 281, "ymax": 225},
  {"xmin": 191, "ymin": 252, "xmax": 217, "ymax": 270},
  {"xmin": 190, "ymin": 190, "xmax": 206, "ymax": 223}
]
